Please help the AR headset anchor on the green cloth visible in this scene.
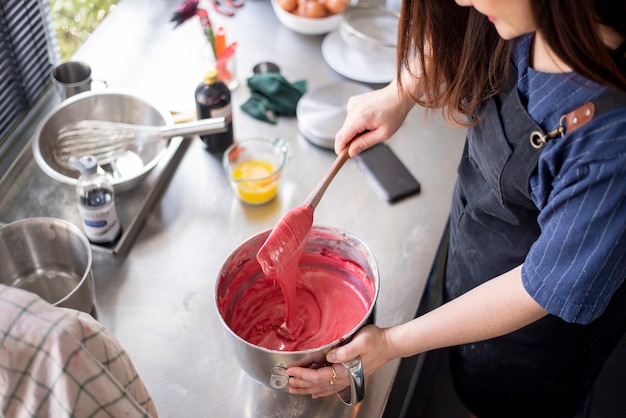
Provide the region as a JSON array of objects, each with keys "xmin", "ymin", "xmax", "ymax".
[{"xmin": 241, "ymin": 73, "xmax": 307, "ymax": 124}]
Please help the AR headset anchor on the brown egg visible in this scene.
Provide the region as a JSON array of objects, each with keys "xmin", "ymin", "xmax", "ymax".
[
  {"xmin": 324, "ymin": 0, "xmax": 347, "ymax": 14},
  {"xmin": 278, "ymin": 0, "xmax": 298, "ymax": 12},
  {"xmin": 304, "ymin": 0, "xmax": 327, "ymax": 18}
]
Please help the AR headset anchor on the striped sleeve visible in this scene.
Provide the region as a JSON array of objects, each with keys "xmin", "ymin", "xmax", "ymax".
[{"xmin": 524, "ymin": 109, "xmax": 626, "ymax": 324}]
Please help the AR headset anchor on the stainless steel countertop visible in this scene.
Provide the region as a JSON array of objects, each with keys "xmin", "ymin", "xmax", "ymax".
[{"xmin": 63, "ymin": 0, "xmax": 467, "ymax": 416}]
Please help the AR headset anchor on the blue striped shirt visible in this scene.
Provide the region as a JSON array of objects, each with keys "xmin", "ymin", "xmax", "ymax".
[{"xmin": 514, "ymin": 35, "xmax": 626, "ymax": 324}]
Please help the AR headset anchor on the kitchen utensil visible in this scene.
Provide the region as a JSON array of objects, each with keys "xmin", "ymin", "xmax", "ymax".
[
  {"xmin": 55, "ymin": 117, "xmax": 227, "ymax": 167},
  {"xmin": 303, "ymin": 148, "xmax": 349, "ymax": 208},
  {"xmin": 33, "ymin": 90, "xmax": 179, "ymax": 193},
  {"xmin": 321, "ymin": 30, "xmax": 395, "ymax": 84},
  {"xmin": 255, "ymin": 149, "xmax": 348, "ymax": 340},
  {"xmin": 216, "ymin": 225, "xmax": 378, "ymax": 405},
  {"xmin": 253, "ymin": 61, "xmax": 280, "ymax": 75},
  {"xmin": 297, "ymin": 82, "xmax": 372, "ymax": 149},
  {"xmin": 256, "ymin": 148, "xmax": 349, "ymax": 287},
  {"xmin": 223, "ymin": 137, "xmax": 289, "ymax": 205},
  {"xmin": 339, "ymin": 5, "xmax": 399, "ymax": 55},
  {"xmin": 0, "ymin": 217, "xmax": 94, "ymax": 314}
]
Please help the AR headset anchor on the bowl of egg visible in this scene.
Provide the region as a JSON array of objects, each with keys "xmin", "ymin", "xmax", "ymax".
[
  {"xmin": 223, "ymin": 137, "xmax": 289, "ymax": 205},
  {"xmin": 271, "ymin": 0, "xmax": 352, "ymax": 35}
]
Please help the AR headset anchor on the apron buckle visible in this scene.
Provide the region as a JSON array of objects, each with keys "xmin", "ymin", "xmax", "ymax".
[{"xmin": 529, "ymin": 115, "xmax": 566, "ymax": 149}]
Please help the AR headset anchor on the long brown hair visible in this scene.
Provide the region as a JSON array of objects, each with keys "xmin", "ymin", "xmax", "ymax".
[{"xmin": 397, "ymin": 0, "xmax": 626, "ymax": 126}]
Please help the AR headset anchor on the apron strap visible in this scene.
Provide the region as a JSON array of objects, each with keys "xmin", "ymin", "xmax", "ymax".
[
  {"xmin": 531, "ymin": 92, "xmax": 626, "ymax": 148},
  {"xmin": 566, "ymin": 93, "xmax": 626, "ymax": 133}
]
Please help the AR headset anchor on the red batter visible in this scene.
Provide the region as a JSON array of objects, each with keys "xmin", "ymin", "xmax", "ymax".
[
  {"xmin": 223, "ymin": 250, "xmax": 374, "ymax": 351},
  {"xmin": 256, "ymin": 205, "xmax": 314, "ymax": 338},
  {"xmin": 217, "ymin": 206, "xmax": 375, "ymax": 351}
]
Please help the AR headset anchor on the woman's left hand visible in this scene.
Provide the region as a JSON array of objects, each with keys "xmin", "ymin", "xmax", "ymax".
[
  {"xmin": 286, "ymin": 324, "xmax": 391, "ymax": 398},
  {"xmin": 287, "ymin": 363, "xmax": 351, "ymax": 399}
]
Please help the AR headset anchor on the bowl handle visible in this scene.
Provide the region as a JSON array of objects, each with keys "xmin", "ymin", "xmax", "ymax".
[{"xmin": 336, "ymin": 355, "xmax": 364, "ymax": 406}]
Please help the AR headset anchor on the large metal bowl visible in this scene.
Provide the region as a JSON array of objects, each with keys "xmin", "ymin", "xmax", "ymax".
[
  {"xmin": 0, "ymin": 217, "xmax": 95, "ymax": 314},
  {"xmin": 32, "ymin": 90, "xmax": 173, "ymax": 193},
  {"xmin": 216, "ymin": 225, "xmax": 378, "ymax": 405},
  {"xmin": 339, "ymin": 5, "xmax": 399, "ymax": 57}
]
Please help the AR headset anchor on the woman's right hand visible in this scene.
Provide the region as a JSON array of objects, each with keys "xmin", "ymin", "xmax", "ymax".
[{"xmin": 335, "ymin": 81, "xmax": 414, "ymax": 157}]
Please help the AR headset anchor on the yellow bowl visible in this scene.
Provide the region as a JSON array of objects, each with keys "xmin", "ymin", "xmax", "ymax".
[{"xmin": 223, "ymin": 138, "xmax": 289, "ymax": 205}]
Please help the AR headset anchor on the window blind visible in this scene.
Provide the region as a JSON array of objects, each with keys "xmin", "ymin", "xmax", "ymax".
[{"xmin": 0, "ymin": 0, "xmax": 57, "ymax": 142}]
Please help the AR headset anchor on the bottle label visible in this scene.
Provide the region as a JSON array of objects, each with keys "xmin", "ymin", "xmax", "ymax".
[
  {"xmin": 78, "ymin": 204, "xmax": 121, "ymax": 243},
  {"xmin": 210, "ymin": 102, "xmax": 232, "ymax": 123}
]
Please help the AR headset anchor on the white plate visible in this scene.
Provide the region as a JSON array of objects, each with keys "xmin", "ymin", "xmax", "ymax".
[{"xmin": 321, "ymin": 30, "xmax": 396, "ymax": 84}]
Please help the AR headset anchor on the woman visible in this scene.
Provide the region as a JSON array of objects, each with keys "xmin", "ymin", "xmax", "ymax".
[{"xmin": 287, "ymin": 0, "xmax": 626, "ymax": 416}]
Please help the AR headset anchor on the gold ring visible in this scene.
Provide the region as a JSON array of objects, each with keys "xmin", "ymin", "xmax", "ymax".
[{"xmin": 329, "ymin": 365, "xmax": 338, "ymax": 386}]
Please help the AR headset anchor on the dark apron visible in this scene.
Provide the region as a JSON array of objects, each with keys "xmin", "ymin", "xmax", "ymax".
[{"xmin": 445, "ymin": 67, "xmax": 626, "ymax": 418}]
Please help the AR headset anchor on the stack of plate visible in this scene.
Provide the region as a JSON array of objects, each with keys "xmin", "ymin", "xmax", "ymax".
[{"xmin": 297, "ymin": 82, "xmax": 372, "ymax": 149}]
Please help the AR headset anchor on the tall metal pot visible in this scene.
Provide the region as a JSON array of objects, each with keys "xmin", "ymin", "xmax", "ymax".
[{"xmin": 0, "ymin": 217, "xmax": 95, "ymax": 314}]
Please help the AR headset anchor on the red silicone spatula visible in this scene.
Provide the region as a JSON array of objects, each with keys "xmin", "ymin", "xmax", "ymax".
[{"xmin": 256, "ymin": 148, "xmax": 350, "ymax": 337}]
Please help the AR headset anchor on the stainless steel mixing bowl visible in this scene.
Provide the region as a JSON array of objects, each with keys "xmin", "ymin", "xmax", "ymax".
[
  {"xmin": 216, "ymin": 225, "xmax": 379, "ymax": 405},
  {"xmin": 32, "ymin": 90, "xmax": 173, "ymax": 193},
  {"xmin": 0, "ymin": 217, "xmax": 95, "ymax": 314},
  {"xmin": 339, "ymin": 5, "xmax": 399, "ymax": 57}
]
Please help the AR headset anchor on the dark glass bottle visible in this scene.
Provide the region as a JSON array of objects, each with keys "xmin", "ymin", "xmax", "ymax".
[{"xmin": 195, "ymin": 68, "xmax": 234, "ymax": 154}]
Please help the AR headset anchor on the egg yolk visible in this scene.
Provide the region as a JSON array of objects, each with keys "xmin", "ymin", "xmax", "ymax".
[{"xmin": 232, "ymin": 160, "xmax": 279, "ymax": 204}]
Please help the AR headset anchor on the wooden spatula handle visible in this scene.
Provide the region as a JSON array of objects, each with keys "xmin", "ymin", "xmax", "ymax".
[{"xmin": 302, "ymin": 148, "xmax": 350, "ymax": 209}]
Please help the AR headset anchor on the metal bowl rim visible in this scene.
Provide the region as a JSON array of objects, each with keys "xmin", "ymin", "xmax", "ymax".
[
  {"xmin": 32, "ymin": 89, "xmax": 173, "ymax": 189},
  {"xmin": 340, "ymin": 5, "xmax": 400, "ymax": 50}
]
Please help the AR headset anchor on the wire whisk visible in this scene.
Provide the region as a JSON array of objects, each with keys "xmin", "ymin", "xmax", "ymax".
[{"xmin": 55, "ymin": 117, "xmax": 226, "ymax": 167}]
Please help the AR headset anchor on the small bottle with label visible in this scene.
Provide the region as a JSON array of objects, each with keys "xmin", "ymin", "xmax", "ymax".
[
  {"xmin": 70, "ymin": 155, "xmax": 122, "ymax": 247},
  {"xmin": 195, "ymin": 68, "xmax": 234, "ymax": 154}
]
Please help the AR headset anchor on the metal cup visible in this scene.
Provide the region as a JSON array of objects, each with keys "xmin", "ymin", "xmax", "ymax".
[{"xmin": 51, "ymin": 61, "xmax": 106, "ymax": 99}]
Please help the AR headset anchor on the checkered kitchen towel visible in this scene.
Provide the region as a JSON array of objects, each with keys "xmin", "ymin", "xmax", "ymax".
[{"xmin": 0, "ymin": 284, "xmax": 158, "ymax": 418}]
